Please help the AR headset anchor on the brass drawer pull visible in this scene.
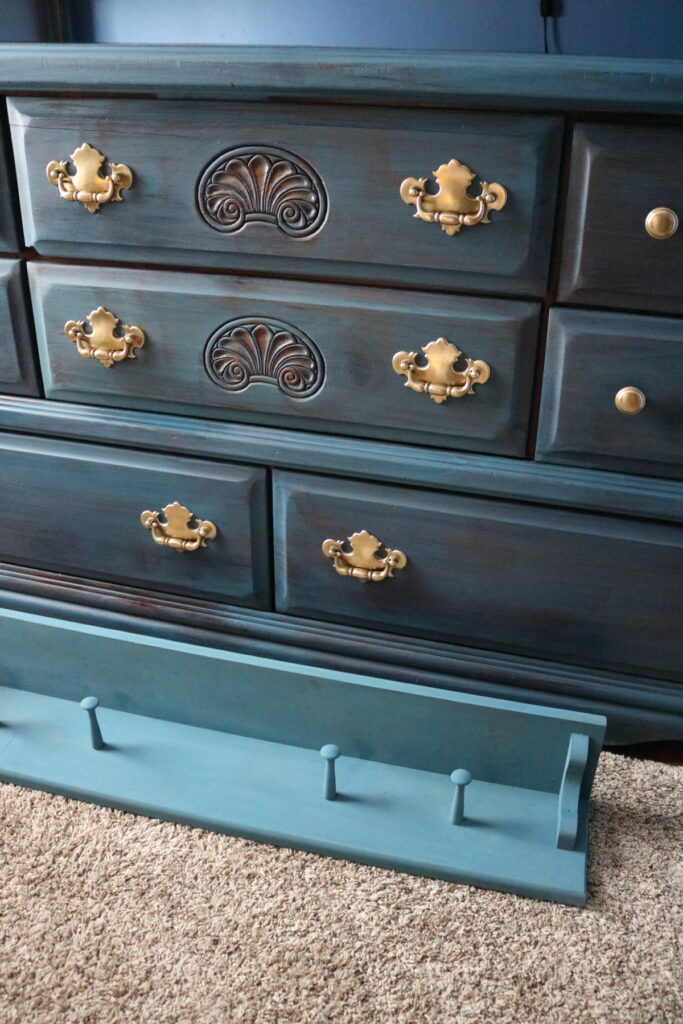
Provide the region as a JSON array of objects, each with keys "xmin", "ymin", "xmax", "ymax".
[
  {"xmin": 644, "ymin": 207, "xmax": 678, "ymax": 240},
  {"xmin": 322, "ymin": 530, "xmax": 407, "ymax": 582},
  {"xmin": 400, "ymin": 158, "xmax": 506, "ymax": 236},
  {"xmin": 614, "ymin": 386, "xmax": 646, "ymax": 415},
  {"xmin": 64, "ymin": 307, "xmax": 145, "ymax": 368},
  {"xmin": 46, "ymin": 143, "xmax": 133, "ymax": 213},
  {"xmin": 140, "ymin": 502, "xmax": 217, "ymax": 552},
  {"xmin": 392, "ymin": 337, "xmax": 490, "ymax": 404}
]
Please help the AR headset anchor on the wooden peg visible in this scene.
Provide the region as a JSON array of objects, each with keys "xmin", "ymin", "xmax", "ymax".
[
  {"xmin": 80, "ymin": 696, "xmax": 104, "ymax": 750},
  {"xmin": 450, "ymin": 768, "xmax": 472, "ymax": 825},
  {"xmin": 320, "ymin": 744, "xmax": 341, "ymax": 800}
]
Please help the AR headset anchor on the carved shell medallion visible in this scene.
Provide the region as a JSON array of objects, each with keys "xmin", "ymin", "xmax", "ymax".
[
  {"xmin": 197, "ymin": 146, "xmax": 328, "ymax": 238},
  {"xmin": 204, "ymin": 317, "xmax": 324, "ymax": 399}
]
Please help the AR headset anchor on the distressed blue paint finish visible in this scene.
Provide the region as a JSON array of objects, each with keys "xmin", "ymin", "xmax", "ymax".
[
  {"xmin": 0, "ymin": 260, "xmax": 40, "ymax": 396},
  {"xmin": 0, "ymin": 47, "xmax": 681, "ymax": 114},
  {"xmin": 9, "ymin": 97, "xmax": 561, "ymax": 295},
  {"xmin": 0, "ymin": 433, "xmax": 271, "ymax": 608},
  {"xmin": 28, "ymin": 261, "xmax": 540, "ymax": 457},
  {"xmin": 1, "ymin": 396, "xmax": 681, "ymax": 524},
  {"xmin": 538, "ymin": 307, "xmax": 683, "ymax": 479},
  {"xmin": 273, "ymin": 470, "xmax": 683, "ymax": 681},
  {"xmin": 556, "ymin": 733, "xmax": 590, "ymax": 851},
  {"xmin": 1, "ymin": 561, "xmax": 681, "ymax": 745},
  {"xmin": 559, "ymin": 124, "xmax": 683, "ymax": 315},
  {"xmin": 0, "ymin": 607, "xmax": 606, "ymax": 793},
  {"xmin": 0, "ymin": 608, "xmax": 606, "ymax": 903}
]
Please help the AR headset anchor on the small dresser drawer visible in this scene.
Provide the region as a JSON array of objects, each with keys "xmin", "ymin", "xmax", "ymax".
[
  {"xmin": 273, "ymin": 471, "xmax": 683, "ymax": 680},
  {"xmin": 9, "ymin": 98, "xmax": 561, "ymax": 296},
  {"xmin": 29, "ymin": 262, "xmax": 540, "ymax": 457},
  {"xmin": 537, "ymin": 308, "xmax": 683, "ymax": 479},
  {"xmin": 559, "ymin": 123, "xmax": 683, "ymax": 313},
  {"xmin": 0, "ymin": 434, "xmax": 270, "ymax": 607},
  {"xmin": 0, "ymin": 260, "xmax": 39, "ymax": 397}
]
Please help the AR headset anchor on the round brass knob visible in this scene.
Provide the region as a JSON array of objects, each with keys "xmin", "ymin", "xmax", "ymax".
[
  {"xmin": 615, "ymin": 386, "xmax": 646, "ymax": 415},
  {"xmin": 644, "ymin": 207, "xmax": 679, "ymax": 239}
]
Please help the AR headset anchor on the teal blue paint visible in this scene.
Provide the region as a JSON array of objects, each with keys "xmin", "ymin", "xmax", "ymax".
[
  {"xmin": 320, "ymin": 744, "xmax": 340, "ymax": 801},
  {"xmin": 556, "ymin": 734, "xmax": 590, "ymax": 851},
  {"xmin": 0, "ymin": 608, "xmax": 606, "ymax": 903},
  {"xmin": 0, "ymin": 47, "xmax": 682, "ymax": 114},
  {"xmin": 80, "ymin": 696, "xmax": 104, "ymax": 750},
  {"xmin": 1, "ymin": 394, "xmax": 681, "ymax": 525},
  {"xmin": 450, "ymin": 769, "xmax": 472, "ymax": 826}
]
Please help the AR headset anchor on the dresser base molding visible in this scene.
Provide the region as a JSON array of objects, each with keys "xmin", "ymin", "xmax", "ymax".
[
  {"xmin": 0, "ymin": 607, "xmax": 605, "ymax": 905},
  {"xmin": 0, "ymin": 564, "xmax": 679, "ymax": 745}
]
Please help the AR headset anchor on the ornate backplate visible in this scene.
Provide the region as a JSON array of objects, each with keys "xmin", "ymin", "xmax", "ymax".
[
  {"xmin": 197, "ymin": 145, "xmax": 328, "ymax": 238},
  {"xmin": 204, "ymin": 316, "xmax": 324, "ymax": 398}
]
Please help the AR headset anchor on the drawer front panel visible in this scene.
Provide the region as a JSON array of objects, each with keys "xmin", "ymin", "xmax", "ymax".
[
  {"xmin": 0, "ymin": 434, "xmax": 270, "ymax": 607},
  {"xmin": 0, "ymin": 260, "xmax": 40, "ymax": 396},
  {"xmin": 9, "ymin": 98, "xmax": 562, "ymax": 295},
  {"xmin": 29, "ymin": 262, "xmax": 540, "ymax": 457},
  {"xmin": 559, "ymin": 123, "xmax": 683, "ymax": 313},
  {"xmin": 273, "ymin": 471, "xmax": 683, "ymax": 680},
  {"xmin": 537, "ymin": 308, "xmax": 683, "ymax": 479}
]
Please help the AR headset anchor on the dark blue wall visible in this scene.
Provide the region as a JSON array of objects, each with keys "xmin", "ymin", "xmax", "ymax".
[{"xmin": 2, "ymin": 0, "xmax": 683, "ymax": 58}]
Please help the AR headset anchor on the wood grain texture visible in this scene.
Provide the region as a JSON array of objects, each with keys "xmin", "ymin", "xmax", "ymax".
[
  {"xmin": 537, "ymin": 307, "xmax": 683, "ymax": 479},
  {"xmin": 0, "ymin": 259, "xmax": 40, "ymax": 396},
  {"xmin": 29, "ymin": 262, "xmax": 539, "ymax": 457},
  {"xmin": 558, "ymin": 123, "xmax": 683, "ymax": 313},
  {"xmin": 9, "ymin": 98, "xmax": 561, "ymax": 295},
  {"xmin": 0, "ymin": 46, "xmax": 682, "ymax": 113},
  {"xmin": 273, "ymin": 471, "xmax": 683, "ymax": 680},
  {"xmin": 2, "ymin": 562, "xmax": 681, "ymax": 745},
  {"xmin": 1, "ymin": 394, "xmax": 682, "ymax": 523},
  {"xmin": 0, "ymin": 433, "xmax": 270, "ymax": 607}
]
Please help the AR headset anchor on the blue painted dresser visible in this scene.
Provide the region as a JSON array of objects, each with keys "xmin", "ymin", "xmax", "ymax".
[{"xmin": 0, "ymin": 46, "xmax": 680, "ymax": 902}]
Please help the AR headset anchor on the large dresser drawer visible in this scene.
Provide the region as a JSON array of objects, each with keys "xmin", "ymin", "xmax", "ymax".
[
  {"xmin": 0, "ymin": 434, "xmax": 270, "ymax": 607},
  {"xmin": 0, "ymin": 259, "xmax": 39, "ymax": 397},
  {"xmin": 559, "ymin": 123, "xmax": 683, "ymax": 313},
  {"xmin": 9, "ymin": 98, "xmax": 561, "ymax": 295},
  {"xmin": 29, "ymin": 262, "xmax": 540, "ymax": 457},
  {"xmin": 537, "ymin": 308, "xmax": 683, "ymax": 479},
  {"xmin": 273, "ymin": 471, "xmax": 683, "ymax": 680}
]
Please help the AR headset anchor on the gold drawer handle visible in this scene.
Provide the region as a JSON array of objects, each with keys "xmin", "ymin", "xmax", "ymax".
[
  {"xmin": 46, "ymin": 143, "xmax": 133, "ymax": 213},
  {"xmin": 615, "ymin": 386, "xmax": 646, "ymax": 415},
  {"xmin": 400, "ymin": 158, "xmax": 507, "ymax": 236},
  {"xmin": 322, "ymin": 530, "xmax": 407, "ymax": 583},
  {"xmin": 64, "ymin": 307, "xmax": 145, "ymax": 368},
  {"xmin": 140, "ymin": 502, "xmax": 217, "ymax": 553},
  {"xmin": 392, "ymin": 337, "xmax": 490, "ymax": 404},
  {"xmin": 644, "ymin": 207, "xmax": 678, "ymax": 239}
]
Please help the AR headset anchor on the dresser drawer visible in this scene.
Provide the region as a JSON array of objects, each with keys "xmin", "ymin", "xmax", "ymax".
[
  {"xmin": 537, "ymin": 308, "xmax": 683, "ymax": 479},
  {"xmin": 29, "ymin": 262, "xmax": 539, "ymax": 458},
  {"xmin": 559, "ymin": 123, "xmax": 683, "ymax": 313},
  {"xmin": 273, "ymin": 471, "xmax": 683, "ymax": 680},
  {"xmin": 9, "ymin": 98, "xmax": 561, "ymax": 296},
  {"xmin": 0, "ymin": 260, "xmax": 39, "ymax": 397},
  {"xmin": 0, "ymin": 434, "xmax": 270, "ymax": 607}
]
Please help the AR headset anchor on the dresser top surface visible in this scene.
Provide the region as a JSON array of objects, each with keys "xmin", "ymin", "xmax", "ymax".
[{"xmin": 0, "ymin": 44, "xmax": 681, "ymax": 112}]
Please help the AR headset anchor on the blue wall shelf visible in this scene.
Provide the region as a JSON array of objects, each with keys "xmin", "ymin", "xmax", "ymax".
[{"xmin": 0, "ymin": 608, "xmax": 606, "ymax": 905}]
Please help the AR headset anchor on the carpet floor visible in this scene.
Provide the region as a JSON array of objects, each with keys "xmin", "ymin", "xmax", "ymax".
[{"xmin": 0, "ymin": 751, "xmax": 680, "ymax": 1024}]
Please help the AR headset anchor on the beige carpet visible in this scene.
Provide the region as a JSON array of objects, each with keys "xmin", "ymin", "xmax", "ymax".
[{"xmin": 0, "ymin": 752, "xmax": 681, "ymax": 1024}]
